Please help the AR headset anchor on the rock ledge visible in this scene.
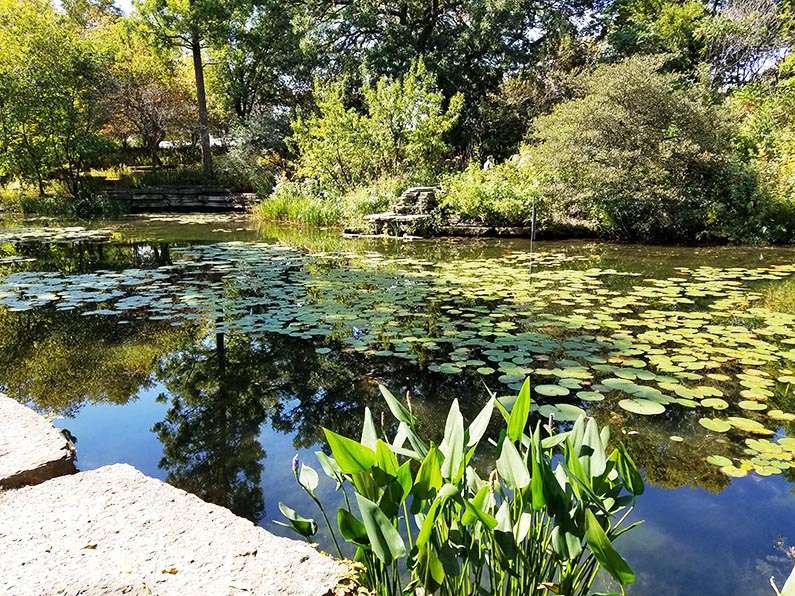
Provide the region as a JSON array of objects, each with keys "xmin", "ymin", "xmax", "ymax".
[
  {"xmin": 0, "ymin": 464, "xmax": 351, "ymax": 596},
  {"xmin": 0, "ymin": 393, "xmax": 76, "ymax": 489}
]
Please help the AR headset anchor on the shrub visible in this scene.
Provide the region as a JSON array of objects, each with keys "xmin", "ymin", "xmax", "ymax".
[
  {"xmin": 727, "ymin": 78, "xmax": 795, "ymax": 242},
  {"xmin": 524, "ymin": 55, "xmax": 755, "ymax": 242},
  {"xmin": 289, "ymin": 60, "xmax": 463, "ymax": 194},
  {"xmin": 439, "ymin": 161, "xmax": 543, "ymax": 227},
  {"xmin": 339, "ymin": 176, "xmax": 408, "ymax": 227},
  {"xmin": 280, "ymin": 379, "xmax": 644, "ymax": 596}
]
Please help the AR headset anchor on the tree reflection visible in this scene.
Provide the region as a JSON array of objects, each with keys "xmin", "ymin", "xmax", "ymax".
[
  {"xmin": 153, "ymin": 331, "xmax": 269, "ymax": 522},
  {"xmin": 0, "ymin": 308, "xmax": 194, "ymax": 415}
]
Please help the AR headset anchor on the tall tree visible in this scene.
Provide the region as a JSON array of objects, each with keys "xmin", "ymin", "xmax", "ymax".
[
  {"xmin": 0, "ymin": 0, "xmax": 113, "ymax": 197},
  {"xmin": 134, "ymin": 0, "xmax": 256, "ymax": 173},
  {"xmin": 291, "ymin": 0, "xmax": 598, "ymax": 151},
  {"xmin": 103, "ymin": 22, "xmax": 194, "ymax": 165}
]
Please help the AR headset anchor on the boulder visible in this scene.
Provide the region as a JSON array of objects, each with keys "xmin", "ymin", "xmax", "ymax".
[
  {"xmin": 0, "ymin": 393, "xmax": 76, "ymax": 489},
  {"xmin": 0, "ymin": 464, "xmax": 353, "ymax": 596}
]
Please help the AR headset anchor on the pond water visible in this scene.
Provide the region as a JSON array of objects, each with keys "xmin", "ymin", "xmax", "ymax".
[{"xmin": 1, "ymin": 213, "xmax": 794, "ymax": 595}]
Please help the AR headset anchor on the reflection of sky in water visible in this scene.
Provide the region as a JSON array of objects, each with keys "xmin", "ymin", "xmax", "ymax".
[{"xmin": 51, "ymin": 381, "xmax": 795, "ymax": 596}]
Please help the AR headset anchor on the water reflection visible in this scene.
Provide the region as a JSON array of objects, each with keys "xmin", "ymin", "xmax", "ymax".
[{"xmin": 2, "ymin": 220, "xmax": 795, "ymax": 594}]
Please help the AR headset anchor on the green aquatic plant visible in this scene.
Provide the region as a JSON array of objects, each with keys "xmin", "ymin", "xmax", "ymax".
[{"xmin": 280, "ymin": 379, "xmax": 643, "ymax": 595}]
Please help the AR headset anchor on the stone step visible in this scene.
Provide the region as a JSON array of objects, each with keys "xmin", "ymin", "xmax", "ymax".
[
  {"xmin": 0, "ymin": 393, "xmax": 75, "ymax": 489},
  {"xmin": 0, "ymin": 464, "xmax": 352, "ymax": 596}
]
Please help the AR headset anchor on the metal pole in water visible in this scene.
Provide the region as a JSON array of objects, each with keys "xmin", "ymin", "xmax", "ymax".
[{"xmin": 529, "ymin": 200, "xmax": 536, "ymax": 277}]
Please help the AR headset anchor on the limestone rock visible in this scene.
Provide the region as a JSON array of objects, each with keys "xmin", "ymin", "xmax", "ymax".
[
  {"xmin": 0, "ymin": 393, "xmax": 76, "ymax": 489},
  {"xmin": 0, "ymin": 464, "xmax": 352, "ymax": 596}
]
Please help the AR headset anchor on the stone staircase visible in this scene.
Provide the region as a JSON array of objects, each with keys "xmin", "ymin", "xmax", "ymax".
[{"xmin": 362, "ymin": 186, "xmax": 438, "ymax": 236}]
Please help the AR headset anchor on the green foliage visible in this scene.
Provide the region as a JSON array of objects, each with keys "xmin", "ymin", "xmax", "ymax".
[
  {"xmin": 255, "ymin": 175, "xmax": 406, "ymax": 227},
  {"xmin": 0, "ymin": 0, "xmax": 114, "ymax": 197},
  {"xmin": 439, "ymin": 161, "xmax": 543, "ymax": 227},
  {"xmin": 102, "ymin": 20, "xmax": 194, "ymax": 165},
  {"xmin": 281, "ymin": 379, "xmax": 643, "ymax": 596},
  {"xmin": 291, "ymin": 0, "xmax": 595, "ymax": 153},
  {"xmin": 290, "ymin": 61, "xmax": 462, "ymax": 193},
  {"xmin": 524, "ymin": 55, "xmax": 755, "ymax": 242},
  {"xmin": 254, "ymin": 179, "xmax": 342, "ymax": 227},
  {"xmin": 722, "ymin": 74, "xmax": 795, "ymax": 242}
]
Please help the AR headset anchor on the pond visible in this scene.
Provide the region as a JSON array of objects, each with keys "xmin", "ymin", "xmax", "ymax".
[{"xmin": 1, "ymin": 213, "xmax": 794, "ymax": 595}]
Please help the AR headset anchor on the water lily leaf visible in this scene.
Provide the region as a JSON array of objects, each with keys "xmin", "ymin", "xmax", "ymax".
[
  {"xmin": 618, "ymin": 399, "xmax": 665, "ymax": 416},
  {"xmin": 706, "ymin": 455, "xmax": 733, "ymax": 467},
  {"xmin": 699, "ymin": 417, "xmax": 731, "ymax": 433},
  {"xmin": 535, "ymin": 384, "xmax": 569, "ymax": 397}
]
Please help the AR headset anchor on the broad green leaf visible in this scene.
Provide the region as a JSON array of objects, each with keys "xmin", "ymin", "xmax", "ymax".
[
  {"xmin": 551, "ymin": 525, "xmax": 582, "ymax": 560},
  {"xmin": 508, "ymin": 378, "xmax": 531, "ymax": 441},
  {"xmin": 514, "ymin": 511, "xmax": 532, "ymax": 543},
  {"xmin": 413, "ymin": 445, "xmax": 443, "ymax": 500},
  {"xmin": 440, "ymin": 399, "xmax": 465, "ymax": 481},
  {"xmin": 355, "ymin": 493, "xmax": 407, "ymax": 564},
  {"xmin": 497, "ymin": 438, "xmax": 530, "ymax": 490},
  {"xmin": 337, "ymin": 508, "xmax": 368, "ymax": 545},
  {"xmin": 462, "ymin": 485, "xmax": 497, "ymax": 529},
  {"xmin": 581, "ymin": 417, "xmax": 607, "ymax": 478},
  {"xmin": 380, "ymin": 385, "xmax": 411, "ymax": 420},
  {"xmin": 530, "ymin": 436, "xmax": 546, "ymax": 511},
  {"xmin": 396, "ymin": 461, "xmax": 413, "ymax": 498},
  {"xmin": 417, "ymin": 543, "xmax": 445, "ymax": 592},
  {"xmin": 615, "ymin": 442, "xmax": 644, "ymax": 496},
  {"xmin": 467, "ymin": 397, "xmax": 494, "ymax": 447},
  {"xmin": 375, "ymin": 439, "xmax": 399, "ymax": 476},
  {"xmin": 277, "ymin": 502, "xmax": 317, "ymax": 538},
  {"xmin": 380, "ymin": 385, "xmax": 427, "ymax": 456},
  {"xmin": 585, "ymin": 509, "xmax": 635, "ymax": 586},
  {"xmin": 361, "ymin": 407, "xmax": 378, "ymax": 450},
  {"xmin": 782, "ymin": 564, "xmax": 794, "ymax": 595},
  {"xmin": 323, "ymin": 428, "xmax": 375, "ymax": 475},
  {"xmin": 298, "ymin": 463, "xmax": 319, "ymax": 495},
  {"xmin": 315, "ymin": 451, "xmax": 343, "ymax": 486}
]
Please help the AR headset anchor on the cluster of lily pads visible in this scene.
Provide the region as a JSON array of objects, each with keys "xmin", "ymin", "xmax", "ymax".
[
  {"xmin": 0, "ymin": 226, "xmax": 114, "ymax": 244},
  {"xmin": 1, "ymin": 235, "xmax": 795, "ymax": 480}
]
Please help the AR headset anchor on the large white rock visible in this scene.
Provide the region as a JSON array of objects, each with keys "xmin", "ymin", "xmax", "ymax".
[
  {"xmin": 0, "ymin": 392, "xmax": 76, "ymax": 488},
  {"xmin": 0, "ymin": 464, "xmax": 352, "ymax": 596}
]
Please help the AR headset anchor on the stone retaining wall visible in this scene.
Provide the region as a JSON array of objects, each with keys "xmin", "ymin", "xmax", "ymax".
[{"xmin": 108, "ymin": 187, "xmax": 258, "ymax": 213}]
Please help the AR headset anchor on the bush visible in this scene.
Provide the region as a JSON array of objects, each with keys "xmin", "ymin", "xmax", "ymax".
[
  {"xmin": 439, "ymin": 161, "xmax": 543, "ymax": 226},
  {"xmin": 727, "ymin": 77, "xmax": 795, "ymax": 242},
  {"xmin": 339, "ymin": 176, "xmax": 407, "ymax": 227},
  {"xmin": 0, "ymin": 181, "xmax": 124, "ymax": 218},
  {"xmin": 289, "ymin": 60, "xmax": 463, "ymax": 194},
  {"xmin": 524, "ymin": 55, "xmax": 756, "ymax": 242}
]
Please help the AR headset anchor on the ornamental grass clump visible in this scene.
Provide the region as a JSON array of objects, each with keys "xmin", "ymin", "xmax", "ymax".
[{"xmin": 279, "ymin": 379, "xmax": 644, "ymax": 595}]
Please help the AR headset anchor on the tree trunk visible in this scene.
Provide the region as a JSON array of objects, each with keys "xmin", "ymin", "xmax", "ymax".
[{"xmin": 190, "ymin": 27, "xmax": 213, "ymax": 175}]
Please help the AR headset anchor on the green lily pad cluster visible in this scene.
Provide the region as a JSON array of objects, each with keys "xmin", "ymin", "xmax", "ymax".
[{"xmin": 1, "ymin": 239, "xmax": 795, "ymax": 480}]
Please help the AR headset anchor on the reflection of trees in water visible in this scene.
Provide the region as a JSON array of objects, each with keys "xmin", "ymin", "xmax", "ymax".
[
  {"xmin": 2, "ymin": 301, "xmax": 792, "ymax": 505},
  {"xmin": 154, "ymin": 331, "xmax": 268, "ymax": 522},
  {"xmin": 10, "ymin": 240, "xmax": 174, "ymax": 274},
  {"xmin": 0, "ymin": 308, "xmax": 195, "ymax": 415}
]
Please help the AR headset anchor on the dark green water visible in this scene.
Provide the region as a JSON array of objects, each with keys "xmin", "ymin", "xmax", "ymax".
[{"xmin": 1, "ymin": 213, "xmax": 794, "ymax": 595}]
